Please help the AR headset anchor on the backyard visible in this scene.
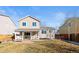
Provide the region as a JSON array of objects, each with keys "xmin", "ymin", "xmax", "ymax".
[{"xmin": 0, "ymin": 39, "xmax": 79, "ymax": 53}]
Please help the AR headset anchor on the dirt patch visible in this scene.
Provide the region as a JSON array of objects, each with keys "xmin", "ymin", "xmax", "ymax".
[{"xmin": 15, "ymin": 40, "xmax": 34, "ymax": 44}]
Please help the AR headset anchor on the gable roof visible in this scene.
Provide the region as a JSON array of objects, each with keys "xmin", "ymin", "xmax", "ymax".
[
  {"xmin": 19, "ymin": 16, "xmax": 40, "ymax": 22},
  {"xmin": 59, "ymin": 17, "xmax": 79, "ymax": 30}
]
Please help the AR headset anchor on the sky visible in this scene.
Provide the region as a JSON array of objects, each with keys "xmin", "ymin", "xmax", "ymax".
[{"xmin": 0, "ymin": 6, "xmax": 79, "ymax": 29}]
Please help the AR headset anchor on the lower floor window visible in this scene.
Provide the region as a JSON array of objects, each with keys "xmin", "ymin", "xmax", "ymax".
[{"xmin": 42, "ymin": 29, "xmax": 47, "ymax": 34}]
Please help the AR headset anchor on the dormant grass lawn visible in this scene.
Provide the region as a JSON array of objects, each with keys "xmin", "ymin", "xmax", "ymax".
[{"xmin": 0, "ymin": 39, "xmax": 79, "ymax": 53}]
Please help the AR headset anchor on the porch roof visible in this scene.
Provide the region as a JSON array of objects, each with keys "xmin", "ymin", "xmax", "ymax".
[{"xmin": 15, "ymin": 28, "xmax": 40, "ymax": 32}]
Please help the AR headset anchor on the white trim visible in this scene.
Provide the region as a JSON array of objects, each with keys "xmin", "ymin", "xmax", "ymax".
[{"xmin": 22, "ymin": 32, "xmax": 24, "ymax": 40}]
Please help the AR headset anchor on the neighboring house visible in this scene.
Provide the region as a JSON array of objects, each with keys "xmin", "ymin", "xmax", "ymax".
[
  {"xmin": 15, "ymin": 16, "xmax": 55, "ymax": 40},
  {"xmin": 39, "ymin": 27, "xmax": 55, "ymax": 39},
  {"xmin": 56, "ymin": 18, "xmax": 79, "ymax": 42},
  {"xmin": 0, "ymin": 14, "xmax": 16, "ymax": 35}
]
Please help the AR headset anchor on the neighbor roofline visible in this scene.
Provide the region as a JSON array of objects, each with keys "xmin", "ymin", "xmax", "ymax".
[
  {"xmin": 59, "ymin": 17, "xmax": 79, "ymax": 29},
  {"xmin": 40, "ymin": 26, "xmax": 55, "ymax": 30},
  {"xmin": 8, "ymin": 17, "xmax": 17, "ymax": 27},
  {"xmin": 0, "ymin": 14, "xmax": 16, "ymax": 27},
  {"xmin": 0, "ymin": 14, "xmax": 9, "ymax": 17}
]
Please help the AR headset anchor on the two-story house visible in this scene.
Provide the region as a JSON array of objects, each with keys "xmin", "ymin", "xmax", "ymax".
[
  {"xmin": 56, "ymin": 17, "xmax": 79, "ymax": 42},
  {"xmin": 15, "ymin": 16, "xmax": 55, "ymax": 41}
]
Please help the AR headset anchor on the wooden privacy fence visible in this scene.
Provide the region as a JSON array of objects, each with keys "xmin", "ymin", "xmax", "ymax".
[
  {"xmin": 0, "ymin": 34, "xmax": 15, "ymax": 42},
  {"xmin": 55, "ymin": 34, "xmax": 68, "ymax": 40},
  {"xmin": 55, "ymin": 34, "xmax": 79, "ymax": 42}
]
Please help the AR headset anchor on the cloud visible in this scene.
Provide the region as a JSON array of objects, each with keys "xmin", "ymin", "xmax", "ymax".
[
  {"xmin": 46, "ymin": 12, "xmax": 66, "ymax": 28},
  {"xmin": 54, "ymin": 12, "xmax": 66, "ymax": 20},
  {"xmin": 0, "ymin": 10, "xmax": 6, "ymax": 14},
  {"xmin": 54, "ymin": 12, "xmax": 66, "ymax": 23},
  {"xmin": 3, "ymin": 7, "xmax": 20, "ymax": 27}
]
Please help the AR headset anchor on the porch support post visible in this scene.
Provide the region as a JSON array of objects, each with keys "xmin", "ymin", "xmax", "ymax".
[
  {"xmin": 37, "ymin": 31, "xmax": 39, "ymax": 40},
  {"xmin": 22, "ymin": 32, "xmax": 24, "ymax": 40},
  {"xmin": 30, "ymin": 32, "xmax": 32, "ymax": 40},
  {"xmin": 14, "ymin": 32, "xmax": 17, "ymax": 41}
]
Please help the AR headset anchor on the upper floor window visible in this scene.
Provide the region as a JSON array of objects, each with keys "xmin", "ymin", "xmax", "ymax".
[
  {"xmin": 32, "ymin": 22, "xmax": 37, "ymax": 26},
  {"xmin": 22, "ymin": 22, "xmax": 26, "ymax": 26},
  {"xmin": 22, "ymin": 22, "xmax": 29, "ymax": 26},
  {"xmin": 42, "ymin": 29, "xmax": 47, "ymax": 34}
]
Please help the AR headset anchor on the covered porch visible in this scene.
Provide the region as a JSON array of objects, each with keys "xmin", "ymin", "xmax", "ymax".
[{"xmin": 15, "ymin": 29, "xmax": 39, "ymax": 41}]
